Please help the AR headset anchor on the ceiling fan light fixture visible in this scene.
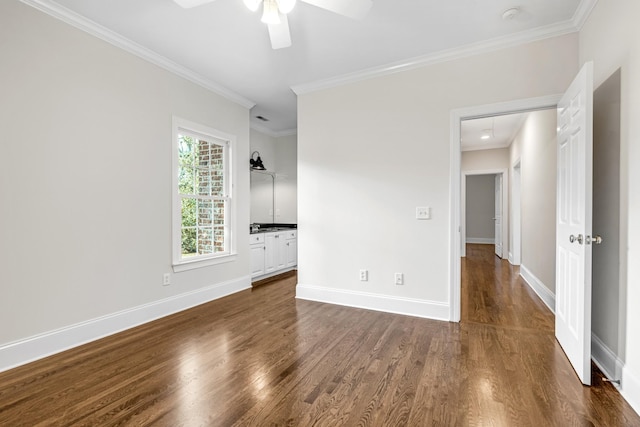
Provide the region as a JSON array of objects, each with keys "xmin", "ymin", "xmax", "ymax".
[
  {"xmin": 277, "ymin": 0, "xmax": 296, "ymax": 14},
  {"xmin": 261, "ymin": 0, "xmax": 281, "ymax": 24},
  {"xmin": 243, "ymin": 0, "xmax": 262, "ymax": 12}
]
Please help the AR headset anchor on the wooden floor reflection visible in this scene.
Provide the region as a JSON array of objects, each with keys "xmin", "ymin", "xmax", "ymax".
[{"xmin": 0, "ymin": 244, "xmax": 638, "ymax": 425}]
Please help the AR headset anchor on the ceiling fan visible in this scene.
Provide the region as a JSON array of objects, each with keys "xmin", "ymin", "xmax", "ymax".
[{"xmin": 173, "ymin": 0, "xmax": 373, "ymax": 49}]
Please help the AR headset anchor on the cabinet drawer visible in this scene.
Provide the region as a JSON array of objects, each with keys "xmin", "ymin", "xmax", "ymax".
[
  {"xmin": 285, "ymin": 230, "xmax": 297, "ymax": 240},
  {"xmin": 249, "ymin": 233, "xmax": 265, "ymax": 244}
]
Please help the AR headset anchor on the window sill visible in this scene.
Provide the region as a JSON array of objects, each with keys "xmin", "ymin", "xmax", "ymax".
[{"xmin": 173, "ymin": 253, "xmax": 237, "ymax": 273}]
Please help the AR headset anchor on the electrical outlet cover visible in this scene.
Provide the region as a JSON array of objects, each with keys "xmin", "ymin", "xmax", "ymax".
[{"xmin": 416, "ymin": 207, "xmax": 431, "ymax": 220}]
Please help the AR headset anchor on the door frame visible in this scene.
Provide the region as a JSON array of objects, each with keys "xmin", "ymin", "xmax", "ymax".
[
  {"xmin": 449, "ymin": 94, "xmax": 561, "ymax": 322},
  {"xmin": 460, "ymin": 170, "xmax": 508, "ymax": 258},
  {"xmin": 510, "ymin": 160, "xmax": 522, "ymax": 265}
]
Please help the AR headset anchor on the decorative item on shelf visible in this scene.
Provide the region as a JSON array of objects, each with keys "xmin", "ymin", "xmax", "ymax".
[{"xmin": 250, "ymin": 151, "xmax": 266, "ymax": 170}]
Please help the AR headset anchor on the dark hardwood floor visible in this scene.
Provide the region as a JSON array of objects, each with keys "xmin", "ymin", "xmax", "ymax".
[{"xmin": 1, "ymin": 244, "xmax": 638, "ymax": 426}]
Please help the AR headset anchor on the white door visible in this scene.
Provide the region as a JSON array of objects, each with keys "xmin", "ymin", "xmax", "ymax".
[
  {"xmin": 555, "ymin": 62, "xmax": 594, "ymax": 385},
  {"xmin": 494, "ymin": 174, "xmax": 503, "ymax": 258}
]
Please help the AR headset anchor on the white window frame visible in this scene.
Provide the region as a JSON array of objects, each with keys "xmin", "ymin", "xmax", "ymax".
[{"xmin": 172, "ymin": 117, "xmax": 237, "ymax": 272}]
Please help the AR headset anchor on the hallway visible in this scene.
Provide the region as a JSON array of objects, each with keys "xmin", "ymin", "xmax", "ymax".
[{"xmin": 462, "ymin": 243, "xmax": 553, "ymax": 329}]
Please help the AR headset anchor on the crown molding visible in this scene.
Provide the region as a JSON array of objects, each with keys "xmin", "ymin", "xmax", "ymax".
[
  {"xmin": 292, "ymin": 12, "xmax": 585, "ymax": 96},
  {"xmin": 572, "ymin": 0, "xmax": 598, "ymax": 30},
  {"xmin": 250, "ymin": 122, "xmax": 297, "ymax": 138},
  {"xmin": 19, "ymin": 0, "xmax": 256, "ymax": 110}
]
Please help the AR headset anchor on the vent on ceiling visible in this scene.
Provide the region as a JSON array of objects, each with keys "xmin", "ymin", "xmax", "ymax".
[{"xmin": 255, "ymin": 115, "xmax": 269, "ymax": 122}]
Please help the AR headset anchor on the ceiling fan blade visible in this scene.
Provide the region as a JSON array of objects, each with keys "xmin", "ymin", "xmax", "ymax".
[
  {"xmin": 268, "ymin": 14, "xmax": 292, "ymax": 50},
  {"xmin": 173, "ymin": 0, "xmax": 217, "ymax": 9},
  {"xmin": 301, "ymin": 0, "xmax": 372, "ymax": 20}
]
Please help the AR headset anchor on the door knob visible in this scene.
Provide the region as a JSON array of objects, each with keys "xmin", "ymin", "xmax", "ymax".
[
  {"xmin": 586, "ymin": 235, "xmax": 603, "ymax": 245},
  {"xmin": 569, "ymin": 234, "xmax": 584, "ymax": 244}
]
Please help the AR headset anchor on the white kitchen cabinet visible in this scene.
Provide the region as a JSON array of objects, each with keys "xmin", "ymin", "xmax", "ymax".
[
  {"xmin": 250, "ymin": 229, "xmax": 297, "ymax": 281},
  {"xmin": 285, "ymin": 230, "xmax": 297, "ymax": 268},
  {"xmin": 249, "ymin": 233, "xmax": 266, "ymax": 278},
  {"xmin": 266, "ymin": 232, "xmax": 287, "ymax": 273}
]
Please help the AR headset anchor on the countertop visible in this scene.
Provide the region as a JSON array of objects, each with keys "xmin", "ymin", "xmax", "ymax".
[{"xmin": 250, "ymin": 223, "xmax": 297, "ymax": 234}]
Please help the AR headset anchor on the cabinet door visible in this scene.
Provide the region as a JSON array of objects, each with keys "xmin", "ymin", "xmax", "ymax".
[
  {"xmin": 264, "ymin": 233, "xmax": 277, "ymax": 273},
  {"xmin": 275, "ymin": 232, "xmax": 287, "ymax": 270},
  {"xmin": 285, "ymin": 238, "xmax": 297, "ymax": 267},
  {"xmin": 250, "ymin": 244, "xmax": 265, "ymax": 278}
]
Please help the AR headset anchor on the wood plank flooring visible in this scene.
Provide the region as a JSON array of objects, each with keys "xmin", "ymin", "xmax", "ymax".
[{"xmin": 1, "ymin": 244, "xmax": 638, "ymax": 426}]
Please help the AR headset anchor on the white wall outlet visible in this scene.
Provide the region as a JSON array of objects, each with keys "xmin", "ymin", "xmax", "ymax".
[
  {"xmin": 416, "ymin": 207, "xmax": 431, "ymax": 220},
  {"xmin": 395, "ymin": 273, "xmax": 404, "ymax": 285},
  {"xmin": 163, "ymin": 273, "xmax": 171, "ymax": 286},
  {"xmin": 359, "ymin": 269, "xmax": 368, "ymax": 281}
]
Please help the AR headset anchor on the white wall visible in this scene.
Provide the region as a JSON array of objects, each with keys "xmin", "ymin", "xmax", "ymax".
[
  {"xmin": 0, "ymin": 1, "xmax": 250, "ymax": 365},
  {"xmin": 509, "ymin": 110, "xmax": 557, "ymax": 294},
  {"xmin": 580, "ymin": 0, "xmax": 640, "ymax": 413},
  {"xmin": 274, "ymin": 134, "xmax": 298, "ymax": 224},
  {"xmin": 297, "ymin": 34, "xmax": 578, "ymax": 319},
  {"xmin": 465, "ymin": 175, "xmax": 495, "ymax": 242},
  {"xmin": 462, "ymin": 148, "xmax": 510, "ymax": 171},
  {"xmin": 250, "ymin": 130, "xmax": 277, "ymax": 223},
  {"xmin": 249, "ymin": 129, "xmax": 297, "ymax": 224},
  {"xmin": 250, "ymin": 130, "xmax": 278, "ymax": 171}
]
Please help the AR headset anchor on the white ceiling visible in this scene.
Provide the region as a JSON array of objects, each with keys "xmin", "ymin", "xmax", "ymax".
[
  {"xmin": 461, "ymin": 113, "xmax": 528, "ymax": 152},
  {"xmin": 28, "ymin": 0, "xmax": 592, "ymax": 134}
]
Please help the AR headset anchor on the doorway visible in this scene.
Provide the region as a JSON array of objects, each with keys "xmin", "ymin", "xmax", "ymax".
[
  {"xmin": 449, "ymin": 94, "xmax": 561, "ymax": 322},
  {"xmin": 461, "ymin": 171, "xmax": 507, "ymax": 259},
  {"xmin": 452, "ymin": 69, "xmax": 625, "ymax": 387},
  {"xmin": 457, "ymin": 105, "xmax": 559, "ymax": 317}
]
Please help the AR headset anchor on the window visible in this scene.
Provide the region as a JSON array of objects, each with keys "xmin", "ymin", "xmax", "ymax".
[{"xmin": 173, "ymin": 118, "xmax": 235, "ymax": 271}]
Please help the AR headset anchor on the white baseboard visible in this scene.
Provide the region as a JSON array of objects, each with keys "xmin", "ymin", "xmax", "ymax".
[
  {"xmin": 620, "ymin": 367, "xmax": 640, "ymax": 414},
  {"xmin": 519, "ymin": 264, "xmax": 555, "ymax": 313},
  {"xmin": 466, "ymin": 238, "xmax": 495, "ymax": 244},
  {"xmin": 591, "ymin": 333, "xmax": 624, "ymax": 382},
  {"xmin": 0, "ymin": 275, "xmax": 251, "ymax": 373},
  {"xmin": 296, "ymin": 284, "xmax": 450, "ymax": 321},
  {"xmin": 622, "ymin": 365, "xmax": 640, "ymax": 417},
  {"xmin": 508, "ymin": 251, "xmax": 514, "ymax": 264}
]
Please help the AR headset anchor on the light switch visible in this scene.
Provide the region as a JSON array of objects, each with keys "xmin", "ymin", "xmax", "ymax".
[
  {"xmin": 416, "ymin": 207, "xmax": 431, "ymax": 220},
  {"xmin": 395, "ymin": 273, "xmax": 404, "ymax": 285}
]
